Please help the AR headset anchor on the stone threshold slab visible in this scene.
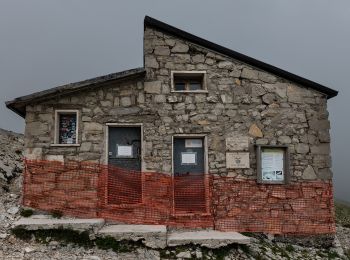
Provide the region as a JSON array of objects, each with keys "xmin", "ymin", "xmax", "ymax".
[
  {"xmin": 13, "ymin": 216, "xmax": 105, "ymax": 233},
  {"xmin": 97, "ymin": 224, "xmax": 167, "ymax": 249},
  {"xmin": 167, "ymin": 230, "xmax": 251, "ymax": 248}
]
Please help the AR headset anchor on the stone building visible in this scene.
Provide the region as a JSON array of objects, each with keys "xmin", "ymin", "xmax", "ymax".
[{"xmin": 6, "ymin": 16, "xmax": 338, "ymax": 235}]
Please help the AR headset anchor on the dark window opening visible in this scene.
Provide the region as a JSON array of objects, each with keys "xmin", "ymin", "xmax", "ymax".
[{"xmin": 58, "ymin": 113, "xmax": 77, "ymax": 144}]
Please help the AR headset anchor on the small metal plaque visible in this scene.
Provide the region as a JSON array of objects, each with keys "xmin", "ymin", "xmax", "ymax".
[
  {"xmin": 226, "ymin": 152, "xmax": 250, "ymax": 169},
  {"xmin": 226, "ymin": 136, "xmax": 249, "ymax": 151}
]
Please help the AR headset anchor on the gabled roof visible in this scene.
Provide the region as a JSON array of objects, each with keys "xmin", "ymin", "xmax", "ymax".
[
  {"xmin": 6, "ymin": 16, "xmax": 338, "ymax": 119},
  {"xmin": 144, "ymin": 16, "xmax": 338, "ymax": 99},
  {"xmin": 6, "ymin": 67, "xmax": 145, "ymax": 118}
]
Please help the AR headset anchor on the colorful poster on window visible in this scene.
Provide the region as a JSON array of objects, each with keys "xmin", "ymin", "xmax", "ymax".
[
  {"xmin": 59, "ymin": 114, "xmax": 77, "ymax": 144},
  {"xmin": 261, "ymin": 149, "xmax": 284, "ymax": 181}
]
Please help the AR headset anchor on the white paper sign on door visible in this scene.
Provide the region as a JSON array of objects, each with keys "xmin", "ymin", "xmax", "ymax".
[
  {"xmin": 261, "ymin": 149, "xmax": 284, "ymax": 181},
  {"xmin": 116, "ymin": 145, "xmax": 133, "ymax": 157},
  {"xmin": 181, "ymin": 152, "xmax": 197, "ymax": 165}
]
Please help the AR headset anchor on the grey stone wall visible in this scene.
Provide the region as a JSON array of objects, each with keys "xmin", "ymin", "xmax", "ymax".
[{"xmin": 23, "ymin": 25, "xmax": 332, "ymax": 181}]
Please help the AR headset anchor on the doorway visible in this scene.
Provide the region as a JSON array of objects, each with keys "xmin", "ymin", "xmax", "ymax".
[
  {"xmin": 107, "ymin": 125, "xmax": 142, "ymax": 205},
  {"xmin": 172, "ymin": 136, "xmax": 208, "ymax": 214}
]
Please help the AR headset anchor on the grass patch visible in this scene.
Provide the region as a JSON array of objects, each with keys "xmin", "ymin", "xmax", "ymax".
[
  {"xmin": 12, "ymin": 227, "xmax": 147, "ymax": 253},
  {"xmin": 327, "ymin": 250, "xmax": 340, "ymax": 259},
  {"xmin": 20, "ymin": 209, "xmax": 33, "ymax": 218},
  {"xmin": 50, "ymin": 210, "xmax": 63, "ymax": 219},
  {"xmin": 335, "ymin": 202, "xmax": 350, "ymax": 227},
  {"xmin": 285, "ymin": 244, "xmax": 294, "ymax": 252},
  {"xmin": 12, "ymin": 227, "xmax": 92, "ymax": 247},
  {"xmin": 95, "ymin": 236, "xmax": 144, "ymax": 253},
  {"xmin": 344, "ymin": 248, "xmax": 350, "ymax": 259}
]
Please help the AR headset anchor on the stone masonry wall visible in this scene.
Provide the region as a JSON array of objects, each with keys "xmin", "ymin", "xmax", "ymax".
[
  {"xmin": 22, "ymin": 25, "xmax": 335, "ymax": 234},
  {"xmin": 143, "ymin": 26, "xmax": 332, "ymax": 181}
]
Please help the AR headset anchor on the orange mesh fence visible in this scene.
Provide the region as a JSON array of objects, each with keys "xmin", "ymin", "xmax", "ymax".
[{"xmin": 23, "ymin": 159, "xmax": 335, "ymax": 234}]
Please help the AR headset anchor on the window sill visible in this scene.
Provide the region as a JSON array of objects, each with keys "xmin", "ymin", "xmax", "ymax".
[
  {"xmin": 171, "ymin": 90, "xmax": 208, "ymax": 93},
  {"xmin": 50, "ymin": 144, "xmax": 81, "ymax": 147}
]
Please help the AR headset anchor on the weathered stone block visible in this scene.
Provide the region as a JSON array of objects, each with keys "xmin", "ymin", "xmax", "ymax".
[
  {"xmin": 192, "ymin": 54, "xmax": 205, "ymax": 63},
  {"xmin": 287, "ymin": 85, "xmax": 304, "ymax": 103},
  {"xmin": 100, "ymin": 100, "xmax": 112, "ymax": 107},
  {"xmin": 302, "ymin": 165, "xmax": 317, "ymax": 180},
  {"xmin": 145, "ymin": 56, "xmax": 159, "ymax": 68},
  {"xmin": 310, "ymin": 144, "xmax": 330, "ymax": 155},
  {"xmin": 171, "ymin": 42, "xmax": 189, "ymax": 53},
  {"xmin": 83, "ymin": 122, "xmax": 103, "ymax": 132},
  {"xmin": 154, "ymin": 46, "xmax": 170, "ymax": 56},
  {"xmin": 295, "ymin": 143, "xmax": 309, "ymax": 154},
  {"xmin": 241, "ymin": 68, "xmax": 259, "ymax": 80},
  {"xmin": 154, "ymin": 95, "xmax": 166, "ymax": 103},
  {"xmin": 249, "ymin": 124, "xmax": 263, "ymax": 137},
  {"xmin": 144, "ymin": 81, "xmax": 162, "ymax": 94},
  {"xmin": 277, "ymin": 136, "xmax": 291, "ymax": 144},
  {"xmin": 318, "ymin": 130, "xmax": 330, "ymax": 142},
  {"xmin": 308, "ymin": 119, "xmax": 330, "ymax": 130},
  {"xmin": 217, "ymin": 61, "xmax": 233, "ymax": 69},
  {"xmin": 80, "ymin": 142, "xmax": 92, "ymax": 152},
  {"xmin": 26, "ymin": 122, "xmax": 49, "ymax": 136},
  {"xmin": 317, "ymin": 168, "xmax": 333, "ymax": 179},
  {"xmin": 262, "ymin": 93, "xmax": 276, "ymax": 104},
  {"xmin": 120, "ymin": 96, "xmax": 132, "ymax": 107},
  {"xmin": 258, "ymin": 71, "xmax": 276, "ymax": 83}
]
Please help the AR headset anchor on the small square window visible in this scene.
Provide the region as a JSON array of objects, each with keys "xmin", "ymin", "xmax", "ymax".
[
  {"xmin": 172, "ymin": 71, "xmax": 207, "ymax": 92},
  {"xmin": 256, "ymin": 145, "xmax": 290, "ymax": 184},
  {"xmin": 54, "ymin": 110, "xmax": 79, "ymax": 145}
]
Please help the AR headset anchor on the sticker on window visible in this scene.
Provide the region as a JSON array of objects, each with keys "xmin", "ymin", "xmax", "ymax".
[
  {"xmin": 116, "ymin": 145, "xmax": 133, "ymax": 157},
  {"xmin": 185, "ymin": 139, "xmax": 202, "ymax": 148},
  {"xmin": 58, "ymin": 113, "xmax": 77, "ymax": 144},
  {"xmin": 181, "ymin": 152, "xmax": 197, "ymax": 165}
]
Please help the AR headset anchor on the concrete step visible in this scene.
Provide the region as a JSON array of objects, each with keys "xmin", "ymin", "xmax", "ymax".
[
  {"xmin": 167, "ymin": 230, "xmax": 251, "ymax": 248},
  {"xmin": 97, "ymin": 224, "xmax": 167, "ymax": 249},
  {"xmin": 13, "ymin": 215, "xmax": 105, "ymax": 233}
]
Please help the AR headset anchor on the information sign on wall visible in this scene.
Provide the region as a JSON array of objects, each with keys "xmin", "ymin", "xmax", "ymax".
[
  {"xmin": 261, "ymin": 149, "xmax": 284, "ymax": 181},
  {"xmin": 226, "ymin": 152, "xmax": 250, "ymax": 168},
  {"xmin": 257, "ymin": 145, "xmax": 289, "ymax": 184}
]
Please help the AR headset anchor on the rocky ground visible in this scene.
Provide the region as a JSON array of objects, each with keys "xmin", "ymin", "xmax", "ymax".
[{"xmin": 0, "ymin": 128, "xmax": 349, "ymax": 259}]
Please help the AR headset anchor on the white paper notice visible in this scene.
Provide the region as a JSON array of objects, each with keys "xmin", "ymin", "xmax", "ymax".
[
  {"xmin": 181, "ymin": 152, "xmax": 197, "ymax": 165},
  {"xmin": 117, "ymin": 145, "xmax": 133, "ymax": 157},
  {"xmin": 262, "ymin": 149, "xmax": 284, "ymax": 181}
]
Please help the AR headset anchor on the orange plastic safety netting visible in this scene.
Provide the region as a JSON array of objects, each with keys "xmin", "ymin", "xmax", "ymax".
[{"xmin": 23, "ymin": 159, "xmax": 335, "ymax": 234}]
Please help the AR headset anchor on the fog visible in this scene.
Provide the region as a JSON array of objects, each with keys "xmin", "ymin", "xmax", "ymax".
[{"xmin": 1, "ymin": 0, "xmax": 349, "ymax": 201}]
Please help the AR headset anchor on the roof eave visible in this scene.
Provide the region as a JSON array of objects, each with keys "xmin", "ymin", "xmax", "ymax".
[{"xmin": 6, "ymin": 67, "xmax": 146, "ymax": 118}]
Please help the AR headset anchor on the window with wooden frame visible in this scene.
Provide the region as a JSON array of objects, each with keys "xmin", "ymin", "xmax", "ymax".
[
  {"xmin": 53, "ymin": 110, "xmax": 79, "ymax": 146},
  {"xmin": 171, "ymin": 71, "xmax": 207, "ymax": 92}
]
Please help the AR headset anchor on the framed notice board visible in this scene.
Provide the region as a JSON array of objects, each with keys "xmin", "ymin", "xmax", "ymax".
[{"xmin": 256, "ymin": 145, "xmax": 290, "ymax": 184}]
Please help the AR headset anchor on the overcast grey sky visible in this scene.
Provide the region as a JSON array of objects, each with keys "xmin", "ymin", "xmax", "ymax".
[{"xmin": 1, "ymin": 0, "xmax": 349, "ymax": 201}]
